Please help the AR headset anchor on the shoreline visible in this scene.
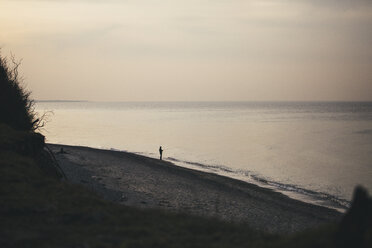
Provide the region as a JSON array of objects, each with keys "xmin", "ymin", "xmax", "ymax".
[
  {"xmin": 49, "ymin": 143, "xmax": 342, "ymax": 234},
  {"xmin": 161, "ymin": 156, "xmax": 349, "ymax": 213}
]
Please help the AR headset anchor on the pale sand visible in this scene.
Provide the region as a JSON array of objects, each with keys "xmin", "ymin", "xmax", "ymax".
[{"xmin": 49, "ymin": 144, "xmax": 341, "ymax": 234}]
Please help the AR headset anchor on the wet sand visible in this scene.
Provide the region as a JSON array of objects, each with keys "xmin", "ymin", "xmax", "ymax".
[{"xmin": 49, "ymin": 144, "xmax": 341, "ymax": 234}]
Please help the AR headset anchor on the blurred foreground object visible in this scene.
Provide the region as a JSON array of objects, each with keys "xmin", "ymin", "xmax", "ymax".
[{"xmin": 336, "ymin": 186, "xmax": 372, "ymax": 248}]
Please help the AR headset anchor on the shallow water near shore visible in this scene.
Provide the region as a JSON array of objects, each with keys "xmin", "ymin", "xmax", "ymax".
[{"xmin": 36, "ymin": 101, "xmax": 372, "ymax": 211}]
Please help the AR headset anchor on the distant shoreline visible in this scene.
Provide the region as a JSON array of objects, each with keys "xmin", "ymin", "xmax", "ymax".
[
  {"xmin": 35, "ymin": 100, "xmax": 88, "ymax": 103},
  {"xmin": 49, "ymin": 143, "xmax": 342, "ymax": 234}
]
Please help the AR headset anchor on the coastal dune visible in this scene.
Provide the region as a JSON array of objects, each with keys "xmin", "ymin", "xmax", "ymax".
[{"xmin": 49, "ymin": 144, "xmax": 341, "ymax": 234}]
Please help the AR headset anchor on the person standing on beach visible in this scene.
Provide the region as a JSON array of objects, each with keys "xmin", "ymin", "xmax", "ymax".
[{"xmin": 159, "ymin": 146, "xmax": 163, "ymax": 160}]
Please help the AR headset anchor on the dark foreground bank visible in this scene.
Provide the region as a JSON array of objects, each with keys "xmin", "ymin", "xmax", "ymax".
[
  {"xmin": 50, "ymin": 144, "xmax": 341, "ymax": 234},
  {"xmin": 2, "ymin": 125, "xmax": 372, "ymax": 247}
]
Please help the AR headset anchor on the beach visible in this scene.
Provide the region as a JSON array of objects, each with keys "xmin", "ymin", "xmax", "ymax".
[
  {"xmin": 36, "ymin": 101, "xmax": 372, "ymax": 208},
  {"xmin": 49, "ymin": 144, "xmax": 341, "ymax": 234}
]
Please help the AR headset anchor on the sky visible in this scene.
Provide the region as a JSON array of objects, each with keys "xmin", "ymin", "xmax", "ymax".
[{"xmin": 1, "ymin": 0, "xmax": 371, "ymax": 101}]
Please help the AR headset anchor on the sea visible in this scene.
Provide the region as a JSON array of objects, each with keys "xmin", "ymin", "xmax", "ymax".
[{"xmin": 35, "ymin": 101, "xmax": 372, "ymax": 212}]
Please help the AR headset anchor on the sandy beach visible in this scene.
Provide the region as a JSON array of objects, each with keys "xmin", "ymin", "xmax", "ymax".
[{"xmin": 49, "ymin": 144, "xmax": 341, "ymax": 234}]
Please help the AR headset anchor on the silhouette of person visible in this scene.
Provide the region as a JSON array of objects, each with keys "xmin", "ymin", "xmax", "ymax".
[{"xmin": 159, "ymin": 146, "xmax": 163, "ymax": 160}]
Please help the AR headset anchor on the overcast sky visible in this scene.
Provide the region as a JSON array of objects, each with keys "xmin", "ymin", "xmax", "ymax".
[{"xmin": 1, "ymin": 0, "xmax": 371, "ymax": 101}]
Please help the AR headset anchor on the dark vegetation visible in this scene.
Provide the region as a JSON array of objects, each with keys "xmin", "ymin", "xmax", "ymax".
[
  {"xmin": 1, "ymin": 52, "xmax": 371, "ymax": 247},
  {"xmin": 0, "ymin": 54, "xmax": 35, "ymax": 131}
]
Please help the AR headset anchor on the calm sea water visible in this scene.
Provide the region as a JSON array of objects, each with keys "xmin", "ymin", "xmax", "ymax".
[{"xmin": 36, "ymin": 101, "xmax": 372, "ymax": 211}]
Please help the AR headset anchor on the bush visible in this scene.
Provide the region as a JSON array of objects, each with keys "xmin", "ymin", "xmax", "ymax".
[{"xmin": 0, "ymin": 52, "xmax": 36, "ymax": 131}]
